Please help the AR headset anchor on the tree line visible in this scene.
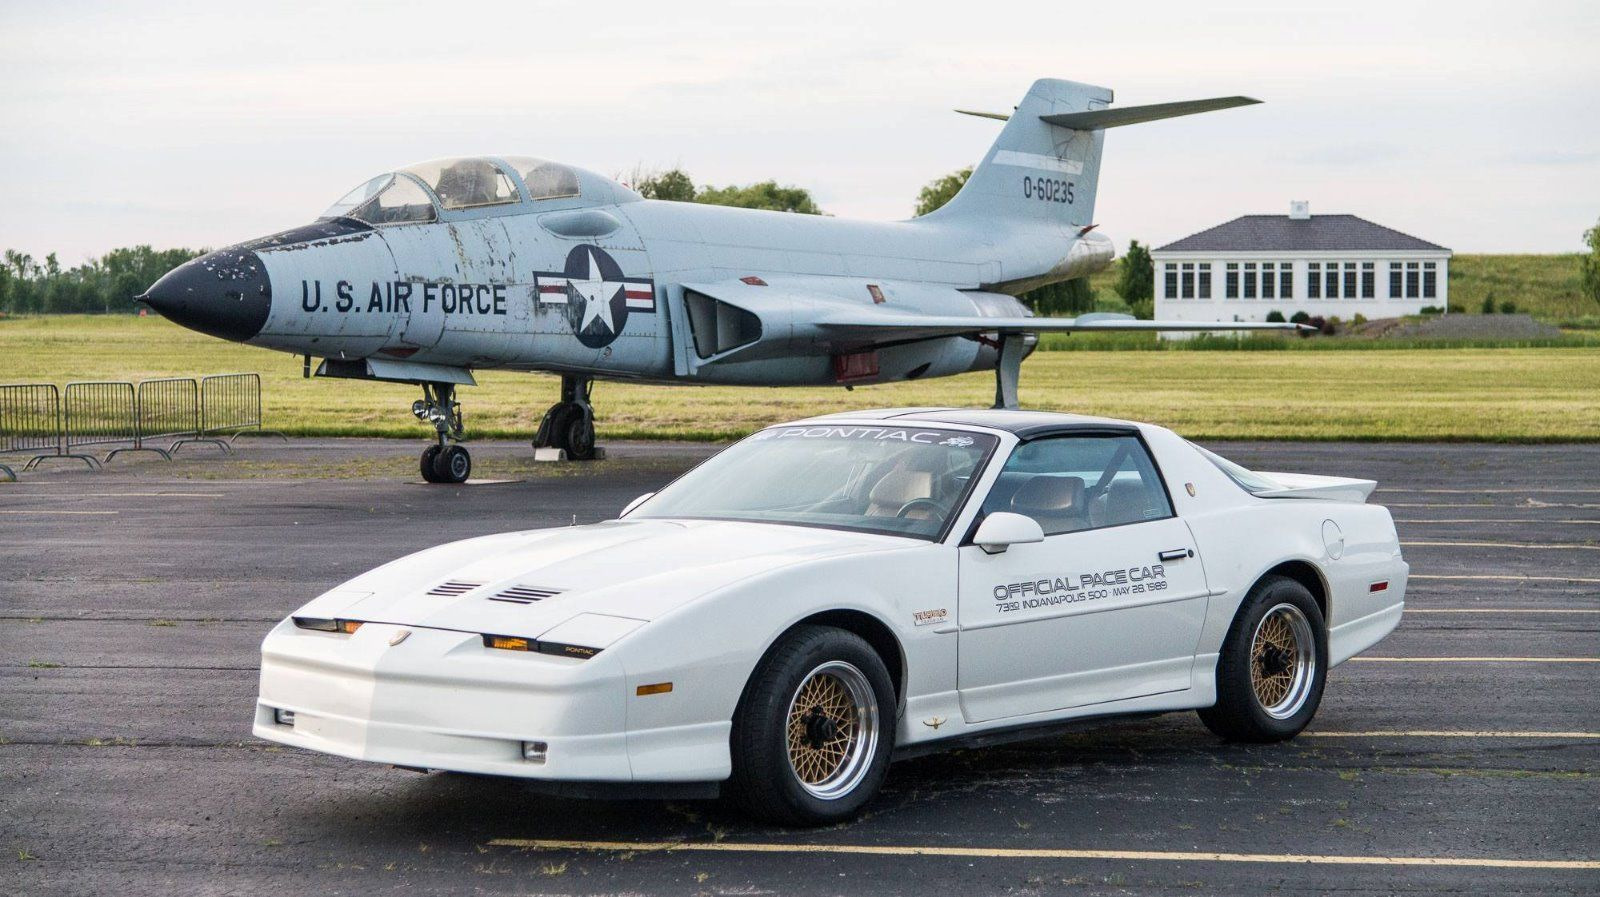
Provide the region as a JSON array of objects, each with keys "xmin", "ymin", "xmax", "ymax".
[{"xmin": 1, "ymin": 246, "xmax": 203, "ymax": 315}]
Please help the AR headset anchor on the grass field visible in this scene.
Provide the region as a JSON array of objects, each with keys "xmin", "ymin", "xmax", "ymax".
[
  {"xmin": 1448, "ymin": 254, "xmax": 1593, "ymax": 322},
  {"xmin": 4, "ymin": 315, "xmax": 1597, "ymax": 442}
]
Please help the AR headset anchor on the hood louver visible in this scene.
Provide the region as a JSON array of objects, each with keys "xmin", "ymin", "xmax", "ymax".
[
  {"xmin": 426, "ymin": 580, "xmax": 483, "ymax": 597},
  {"xmin": 489, "ymin": 585, "xmax": 563, "ymax": 605}
]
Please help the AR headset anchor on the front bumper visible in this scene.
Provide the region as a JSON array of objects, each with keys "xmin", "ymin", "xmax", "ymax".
[{"xmin": 254, "ymin": 620, "xmax": 650, "ymax": 780}]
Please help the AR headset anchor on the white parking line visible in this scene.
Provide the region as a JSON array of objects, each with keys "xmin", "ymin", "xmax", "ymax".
[
  {"xmin": 1402, "ymin": 540, "xmax": 1600, "ymax": 551},
  {"xmin": 0, "ymin": 509, "xmax": 118, "ymax": 515},
  {"xmin": 1404, "ymin": 608, "xmax": 1600, "ymax": 614},
  {"xmin": 1383, "ymin": 488, "xmax": 1600, "ymax": 495},
  {"xmin": 1301, "ymin": 730, "xmax": 1600, "ymax": 739},
  {"xmin": 487, "ymin": 838, "xmax": 1600, "ymax": 871},
  {"xmin": 1398, "ymin": 519, "xmax": 1600, "ymax": 526},
  {"xmin": 1411, "ymin": 574, "xmax": 1600, "ymax": 584},
  {"xmin": 1349, "ymin": 657, "xmax": 1598, "ymax": 663}
]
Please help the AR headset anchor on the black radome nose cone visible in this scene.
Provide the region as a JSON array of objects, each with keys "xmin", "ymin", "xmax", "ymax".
[{"xmin": 140, "ymin": 247, "xmax": 271, "ymax": 342}]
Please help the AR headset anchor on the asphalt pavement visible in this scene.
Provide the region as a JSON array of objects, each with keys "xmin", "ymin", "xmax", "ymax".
[{"xmin": 2, "ymin": 438, "xmax": 1596, "ymax": 896}]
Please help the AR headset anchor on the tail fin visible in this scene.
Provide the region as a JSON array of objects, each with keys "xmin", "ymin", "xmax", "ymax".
[{"xmin": 929, "ymin": 78, "xmax": 1258, "ymax": 229}]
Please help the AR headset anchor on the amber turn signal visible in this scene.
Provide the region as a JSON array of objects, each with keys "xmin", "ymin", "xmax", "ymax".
[
  {"xmin": 483, "ymin": 634, "xmax": 533, "ymax": 651},
  {"xmin": 635, "ymin": 682, "xmax": 673, "ymax": 696}
]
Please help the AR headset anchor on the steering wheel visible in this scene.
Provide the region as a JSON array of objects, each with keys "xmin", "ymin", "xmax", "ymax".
[{"xmin": 896, "ymin": 498, "xmax": 944, "ymax": 519}]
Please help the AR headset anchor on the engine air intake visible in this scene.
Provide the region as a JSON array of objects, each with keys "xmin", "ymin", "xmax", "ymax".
[
  {"xmin": 426, "ymin": 580, "xmax": 483, "ymax": 597},
  {"xmin": 684, "ymin": 290, "xmax": 761, "ymax": 360}
]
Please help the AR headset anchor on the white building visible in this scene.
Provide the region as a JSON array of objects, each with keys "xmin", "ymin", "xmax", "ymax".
[{"xmin": 1152, "ymin": 202, "xmax": 1451, "ymax": 323}]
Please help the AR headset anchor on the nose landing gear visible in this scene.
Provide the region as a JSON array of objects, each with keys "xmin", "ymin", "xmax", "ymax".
[
  {"xmin": 534, "ymin": 374, "xmax": 599, "ymax": 461},
  {"xmin": 414, "ymin": 382, "xmax": 471, "ymax": 484}
]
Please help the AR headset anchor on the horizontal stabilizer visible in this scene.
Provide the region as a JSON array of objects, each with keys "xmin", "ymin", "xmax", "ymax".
[{"xmin": 1041, "ymin": 96, "xmax": 1260, "ymax": 130}]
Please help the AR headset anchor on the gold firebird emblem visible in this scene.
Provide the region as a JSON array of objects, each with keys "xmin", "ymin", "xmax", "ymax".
[
  {"xmin": 922, "ymin": 717, "xmax": 947, "ymax": 730},
  {"xmin": 389, "ymin": 629, "xmax": 412, "ymax": 646}
]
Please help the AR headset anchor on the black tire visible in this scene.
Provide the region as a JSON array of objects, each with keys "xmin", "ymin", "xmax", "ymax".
[
  {"xmin": 1198, "ymin": 575, "xmax": 1328, "ymax": 742},
  {"xmin": 419, "ymin": 445, "xmax": 442, "ymax": 483},
  {"xmin": 564, "ymin": 411, "xmax": 596, "ymax": 461},
  {"xmin": 728, "ymin": 625, "xmax": 895, "ymax": 826},
  {"xmin": 431, "ymin": 444, "xmax": 471, "ymax": 484}
]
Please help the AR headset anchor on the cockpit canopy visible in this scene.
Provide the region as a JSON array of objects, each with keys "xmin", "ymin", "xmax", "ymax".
[{"xmin": 320, "ymin": 156, "xmax": 624, "ymax": 226}]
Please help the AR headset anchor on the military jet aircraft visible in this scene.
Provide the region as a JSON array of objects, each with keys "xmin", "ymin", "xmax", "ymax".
[{"xmin": 140, "ymin": 77, "xmax": 1288, "ymax": 483}]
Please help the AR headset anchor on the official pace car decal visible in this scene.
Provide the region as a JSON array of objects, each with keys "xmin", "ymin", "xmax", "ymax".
[
  {"xmin": 534, "ymin": 245, "xmax": 655, "ymax": 348},
  {"xmin": 993, "ymin": 564, "xmax": 1167, "ymax": 615}
]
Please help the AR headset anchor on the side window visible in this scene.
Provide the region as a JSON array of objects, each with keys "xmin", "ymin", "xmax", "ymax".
[{"xmin": 979, "ymin": 435, "xmax": 1173, "ymax": 536}]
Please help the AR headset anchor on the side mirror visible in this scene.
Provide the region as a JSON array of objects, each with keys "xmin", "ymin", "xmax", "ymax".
[
  {"xmin": 972, "ymin": 512, "xmax": 1044, "ymax": 554},
  {"xmin": 619, "ymin": 492, "xmax": 655, "ymax": 518}
]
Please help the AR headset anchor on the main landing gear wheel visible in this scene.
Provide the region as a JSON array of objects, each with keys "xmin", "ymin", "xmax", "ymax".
[
  {"xmin": 1199, "ymin": 575, "xmax": 1328, "ymax": 742},
  {"xmin": 431, "ymin": 444, "xmax": 471, "ymax": 484},
  {"xmin": 534, "ymin": 374, "xmax": 598, "ymax": 461},
  {"xmin": 728, "ymin": 625, "xmax": 895, "ymax": 825},
  {"xmin": 413, "ymin": 382, "xmax": 469, "ymax": 484}
]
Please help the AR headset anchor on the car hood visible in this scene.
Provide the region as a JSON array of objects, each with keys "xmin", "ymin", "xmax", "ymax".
[{"xmin": 294, "ymin": 518, "xmax": 910, "ymax": 642}]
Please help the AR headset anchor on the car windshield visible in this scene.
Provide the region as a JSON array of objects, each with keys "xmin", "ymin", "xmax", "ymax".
[{"xmin": 631, "ymin": 424, "xmax": 999, "ymax": 540}]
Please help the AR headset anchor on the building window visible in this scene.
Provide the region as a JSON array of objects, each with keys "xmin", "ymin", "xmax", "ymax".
[
  {"xmin": 1308, "ymin": 263, "xmax": 1321, "ymax": 299},
  {"xmin": 1164, "ymin": 263, "xmax": 1178, "ymax": 300},
  {"xmin": 1181, "ymin": 263, "xmax": 1195, "ymax": 299},
  {"xmin": 1343, "ymin": 262, "xmax": 1357, "ymax": 300},
  {"xmin": 1324, "ymin": 265, "xmax": 1340, "ymax": 300},
  {"xmin": 1406, "ymin": 262, "xmax": 1420, "ymax": 298},
  {"xmin": 1243, "ymin": 262, "xmax": 1258, "ymax": 299},
  {"xmin": 1225, "ymin": 263, "xmax": 1239, "ymax": 299},
  {"xmin": 1361, "ymin": 262, "xmax": 1375, "ymax": 299},
  {"xmin": 1423, "ymin": 262, "xmax": 1437, "ymax": 299},
  {"xmin": 1197, "ymin": 263, "xmax": 1212, "ymax": 299},
  {"xmin": 1279, "ymin": 265, "xmax": 1293, "ymax": 300},
  {"xmin": 1261, "ymin": 263, "xmax": 1276, "ymax": 299},
  {"xmin": 1390, "ymin": 262, "xmax": 1403, "ymax": 298}
]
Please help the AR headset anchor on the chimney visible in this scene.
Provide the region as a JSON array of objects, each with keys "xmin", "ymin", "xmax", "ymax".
[{"xmin": 1289, "ymin": 200, "xmax": 1310, "ymax": 220}]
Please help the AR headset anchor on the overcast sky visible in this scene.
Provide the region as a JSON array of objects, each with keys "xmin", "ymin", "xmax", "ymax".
[{"xmin": 2, "ymin": 0, "xmax": 1596, "ymax": 262}]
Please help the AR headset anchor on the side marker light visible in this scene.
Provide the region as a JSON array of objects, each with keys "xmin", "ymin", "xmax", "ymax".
[{"xmin": 636, "ymin": 682, "xmax": 674, "ymax": 696}]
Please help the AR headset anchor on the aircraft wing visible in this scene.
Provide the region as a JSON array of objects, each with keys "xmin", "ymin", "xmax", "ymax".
[{"xmin": 813, "ymin": 309, "xmax": 1307, "ymax": 344}]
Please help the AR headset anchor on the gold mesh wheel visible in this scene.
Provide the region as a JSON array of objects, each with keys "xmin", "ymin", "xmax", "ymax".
[
  {"xmin": 1249, "ymin": 602, "xmax": 1316, "ymax": 720},
  {"xmin": 784, "ymin": 660, "xmax": 879, "ymax": 800}
]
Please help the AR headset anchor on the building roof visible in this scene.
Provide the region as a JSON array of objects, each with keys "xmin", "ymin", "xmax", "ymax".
[{"xmin": 1155, "ymin": 214, "xmax": 1449, "ymax": 253}]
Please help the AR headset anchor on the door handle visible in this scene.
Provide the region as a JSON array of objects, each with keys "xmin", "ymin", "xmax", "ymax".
[{"xmin": 1159, "ymin": 548, "xmax": 1193, "ymax": 562}]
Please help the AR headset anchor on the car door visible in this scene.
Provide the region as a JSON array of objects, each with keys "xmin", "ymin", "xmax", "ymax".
[{"xmin": 956, "ymin": 432, "xmax": 1211, "ymax": 723}]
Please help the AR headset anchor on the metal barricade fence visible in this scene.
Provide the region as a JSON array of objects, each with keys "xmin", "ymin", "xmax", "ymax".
[
  {"xmin": 200, "ymin": 373, "xmax": 282, "ymax": 442},
  {"xmin": 62, "ymin": 381, "xmax": 140, "ymax": 464},
  {"xmin": 136, "ymin": 377, "xmax": 230, "ymax": 455},
  {"xmin": 1, "ymin": 383, "xmax": 88, "ymax": 477}
]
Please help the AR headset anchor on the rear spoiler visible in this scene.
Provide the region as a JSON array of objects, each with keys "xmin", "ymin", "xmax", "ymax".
[{"xmin": 1254, "ymin": 472, "xmax": 1377, "ymax": 503}]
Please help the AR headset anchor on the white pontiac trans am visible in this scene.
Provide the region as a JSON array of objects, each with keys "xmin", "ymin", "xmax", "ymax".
[{"xmin": 255, "ymin": 408, "xmax": 1407, "ymax": 824}]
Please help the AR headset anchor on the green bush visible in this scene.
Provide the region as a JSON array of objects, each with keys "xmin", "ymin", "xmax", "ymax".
[
  {"xmin": 1265, "ymin": 310, "xmax": 1286, "ymax": 323},
  {"xmin": 1499, "ymin": 300, "xmax": 1518, "ymax": 314},
  {"xmin": 1420, "ymin": 305, "xmax": 1443, "ymax": 315},
  {"xmin": 1290, "ymin": 310, "xmax": 1311, "ymax": 325},
  {"xmin": 1480, "ymin": 296, "xmax": 1496, "ymax": 314},
  {"xmin": 1352, "ymin": 313, "xmax": 1368, "ymax": 325}
]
